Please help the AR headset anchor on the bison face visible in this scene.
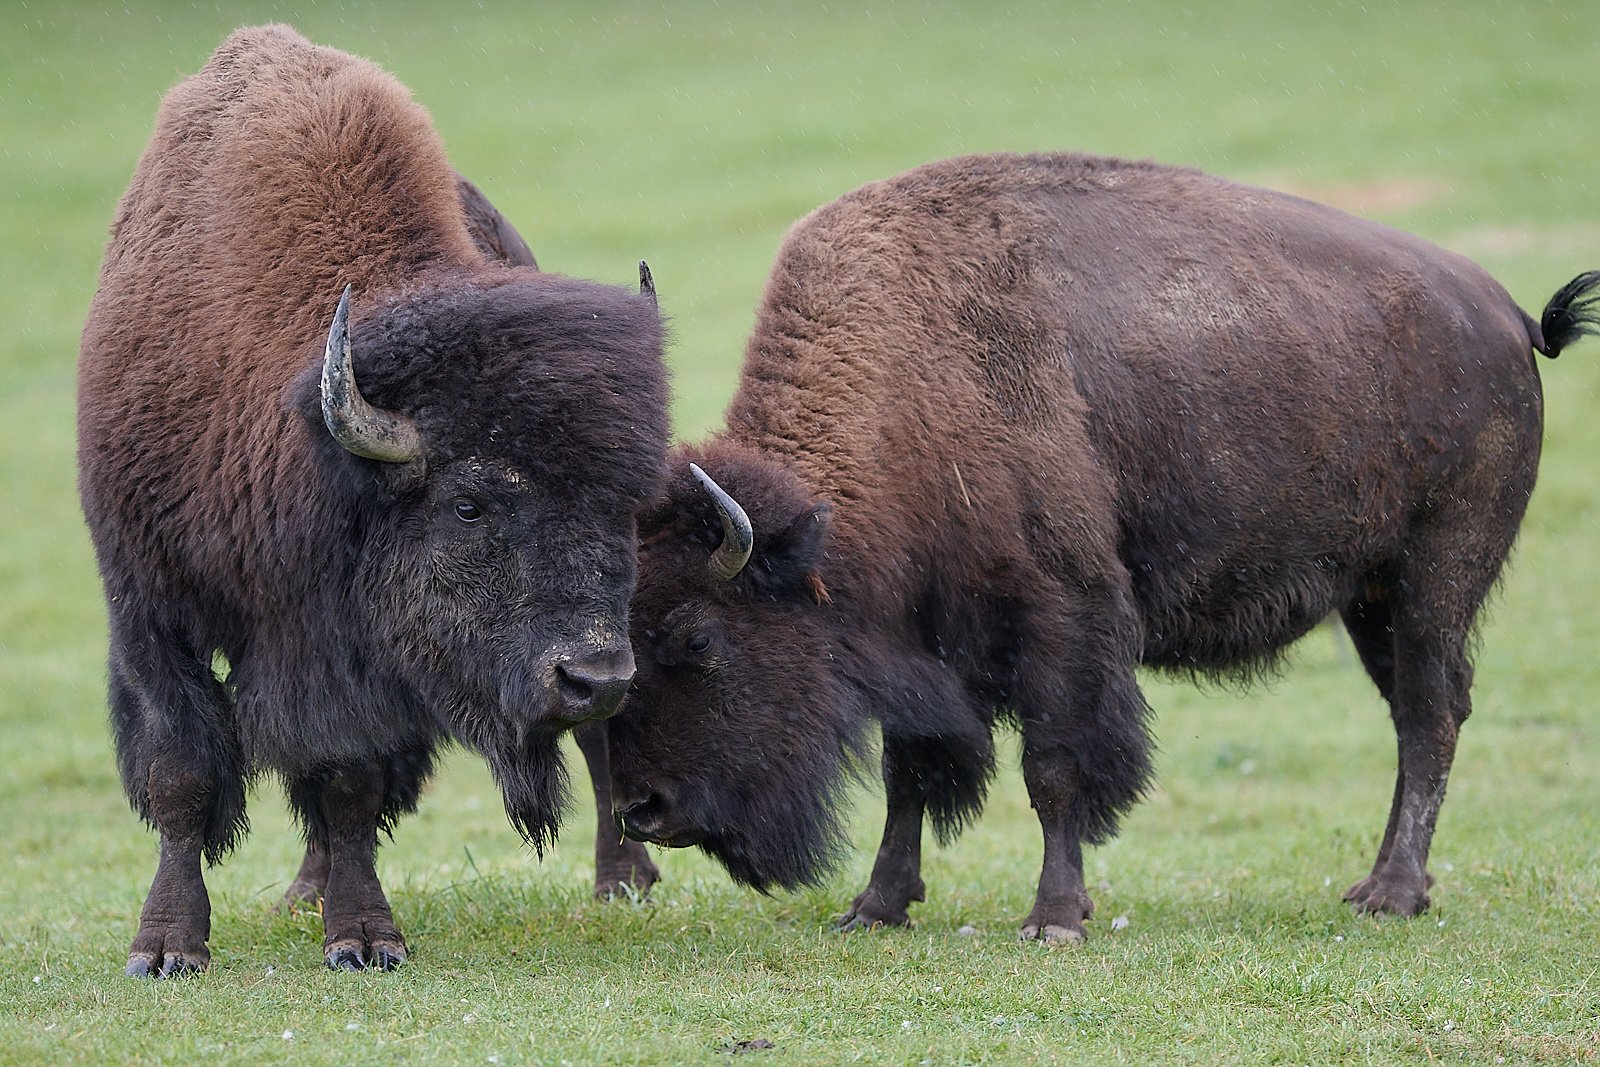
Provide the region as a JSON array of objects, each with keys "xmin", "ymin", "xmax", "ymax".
[
  {"xmin": 362, "ymin": 453, "xmax": 646, "ymax": 846},
  {"xmin": 296, "ymin": 274, "xmax": 668, "ymax": 848},
  {"xmin": 606, "ymin": 448, "xmax": 868, "ymax": 891},
  {"xmin": 368, "ymin": 453, "xmax": 640, "ymax": 728}
]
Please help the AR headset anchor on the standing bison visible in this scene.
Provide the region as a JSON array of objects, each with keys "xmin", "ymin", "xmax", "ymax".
[
  {"xmin": 78, "ymin": 25, "xmax": 667, "ymax": 975},
  {"xmin": 605, "ymin": 152, "xmax": 1600, "ymax": 942}
]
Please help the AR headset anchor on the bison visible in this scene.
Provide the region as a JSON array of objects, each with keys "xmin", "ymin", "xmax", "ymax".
[
  {"xmin": 605, "ymin": 152, "xmax": 1600, "ymax": 942},
  {"xmin": 78, "ymin": 25, "xmax": 667, "ymax": 976}
]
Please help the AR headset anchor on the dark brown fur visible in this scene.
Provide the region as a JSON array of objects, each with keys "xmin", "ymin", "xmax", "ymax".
[
  {"xmin": 78, "ymin": 25, "xmax": 667, "ymax": 975},
  {"xmin": 606, "ymin": 152, "xmax": 1599, "ymax": 940}
]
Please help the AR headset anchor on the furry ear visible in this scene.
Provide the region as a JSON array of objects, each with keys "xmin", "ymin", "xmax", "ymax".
[{"xmin": 749, "ymin": 501, "xmax": 832, "ymax": 600}]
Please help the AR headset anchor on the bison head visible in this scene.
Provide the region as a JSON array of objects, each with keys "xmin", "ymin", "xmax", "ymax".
[
  {"xmin": 605, "ymin": 444, "xmax": 870, "ymax": 891},
  {"xmin": 294, "ymin": 272, "xmax": 667, "ymax": 849}
]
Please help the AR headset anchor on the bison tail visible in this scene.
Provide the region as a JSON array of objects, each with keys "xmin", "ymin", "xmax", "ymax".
[{"xmin": 1534, "ymin": 269, "xmax": 1600, "ymax": 358}]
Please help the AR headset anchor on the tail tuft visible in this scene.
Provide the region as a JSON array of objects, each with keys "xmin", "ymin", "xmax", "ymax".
[{"xmin": 1538, "ymin": 270, "xmax": 1600, "ymax": 358}]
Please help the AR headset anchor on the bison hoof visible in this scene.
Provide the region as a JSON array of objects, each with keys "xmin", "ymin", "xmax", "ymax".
[
  {"xmin": 834, "ymin": 887, "xmax": 915, "ymax": 932},
  {"xmin": 324, "ymin": 919, "xmax": 406, "ymax": 972},
  {"xmin": 325, "ymin": 938, "xmax": 406, "ymax": 972},
  {"xmin": 593, "ymin": 855, "xmax": 660, "ymax": 901},
  {"xmin": 126, "ymin": 925, "xmax": 210, "ymax": 978},
  {"xmin": 125, "ymin": 949, "xmax": 208, "ymax": 978},
  {"xmin": 1343, "ymin": 875, "xmax": 1430, "ymax": 917},
  {"xmin": 1019, "ymin": 922, "xmax": 1085, "ymax": 944},
  {"xmin": 1019, "ymin": 894, "xmax": 1092, "ymax": 944},
  {"xmin": 280, "ymin": 878, "xmax": 324, "ymax": 912}
]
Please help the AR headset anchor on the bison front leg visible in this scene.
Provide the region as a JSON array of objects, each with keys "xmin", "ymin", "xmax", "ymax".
[
  {"xmin": 317, "ymin": 763, "xmax": 406, "ymax": 971},
  {"xmin": 574, "ymin": 721, "xmax": 659, "ymax": 898},
  {"xmin": 836, "ymin": 739, "xmax": 927, "ymax": 930},
  {"xmin": 1014, "ymin": 598, "xmax": 1152, "ymax": 944},
  {"xmin": 1017, "ymin": 741, "xmax": 1095, "ymax": 943},
  {"xmin": 126, "ymin": 758, "xmax": 216, "ymax": 977}
]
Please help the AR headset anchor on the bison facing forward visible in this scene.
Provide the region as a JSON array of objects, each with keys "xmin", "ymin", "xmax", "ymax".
[
  {"xmin": 605, "ymin": 152, "xmax": 1599, "ymax": 941},
  {"xmin": 78, "ymin": 25, "xmax": 668, "ymax": 975}
]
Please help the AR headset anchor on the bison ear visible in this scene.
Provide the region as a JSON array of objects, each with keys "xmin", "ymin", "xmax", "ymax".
[{"xmin": 750, "ymin": 501, "xmax": 832, "ymax": 600}]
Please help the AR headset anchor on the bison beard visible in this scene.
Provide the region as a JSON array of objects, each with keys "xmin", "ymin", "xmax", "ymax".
[
  {"xmin": 79, "ymin": 26, "xmax": 667, "ymax": 976},
  {"xmin": 606, "ymin": 152, "xmax": 1600, "ymax": 942}
]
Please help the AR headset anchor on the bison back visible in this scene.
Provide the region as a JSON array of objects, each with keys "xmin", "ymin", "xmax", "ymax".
[{"xmin": 728, "ymin": 152, "xmax": 1542, "ymax": 672}]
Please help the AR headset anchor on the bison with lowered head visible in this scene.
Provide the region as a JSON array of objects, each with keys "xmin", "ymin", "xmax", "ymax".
[
  {"xmin": 78, "ymin": 25, "xmax": 667, "ymax": 976},
  {"xmin": 606, "ymin": 152, "xmax": 1600, "ymax": 942}
]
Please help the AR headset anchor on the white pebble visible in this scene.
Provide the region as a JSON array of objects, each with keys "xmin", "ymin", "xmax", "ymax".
[
  {"xmin": 282, "ymin": 1031, "xmax": 294, "ymax": 1041},
  {"xmin": 957, "ymin": 925, "xmax": 978, "ymax": 937},
  {"xmin": 346, "ymin": 1023, "xmax": 359, "ymax": 1031},
  {"xmin": 1334, "ymin": 935, "xmax": 1344, "ymax": 942},
  {"xmin": 1444, "ymin": 1021, "xmax": 1455, "ymax": 1032},
  {"xmin": 902, "ymin": 1021, "xmax": 913, "ymax": 1030},
  {"xmin": 1111, "ymin": 915, "xmax": 1129, "ymax": 930}
]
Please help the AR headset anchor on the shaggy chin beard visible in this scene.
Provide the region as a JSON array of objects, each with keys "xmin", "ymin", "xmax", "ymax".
[
  {"xmin": 481, "ymin": 730, "xmax": 570, "ymax": 855},
  {"xmin": 693, "ymin": 790, "xmax": 849, "ymax": 894}
]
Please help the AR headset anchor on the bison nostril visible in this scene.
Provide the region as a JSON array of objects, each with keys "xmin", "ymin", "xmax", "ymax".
[
  {"xmin": 613, "ymin": 795, "xmax": 665, "ymax": 841},
  {"xmin": 553, "ymin": 648, "xmax": 636, "ymax": 721}
]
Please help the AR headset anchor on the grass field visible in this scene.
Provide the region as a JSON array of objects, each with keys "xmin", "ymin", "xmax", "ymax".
[{"xmin": 4, "ymin": 1, "xmax": 1600, "ymax": 1063}]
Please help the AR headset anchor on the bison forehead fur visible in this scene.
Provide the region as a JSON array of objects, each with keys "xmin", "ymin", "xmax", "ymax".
[{"xmin": 608, "ymin": 151, "xmax": 1593, "ymax": 931}]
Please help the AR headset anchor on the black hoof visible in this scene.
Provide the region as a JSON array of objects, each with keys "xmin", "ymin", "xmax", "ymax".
[
  {"xmin": 372, "ymin": 945, "xmax": 405, "ymax": 971},
  {"xmin": 127, "ymin": 951, "xmax": 205, "ymax": 978},
  {"xmin": 326, "ymin": 946, "xmax": 366, "ymax": 972},
  {"xmin": 326, "ymin": 941, "xmax": 406, "ymax": 972},
  {"xmin": 160, "ymin": 955, "xmax": 204, "ymax": 978}
]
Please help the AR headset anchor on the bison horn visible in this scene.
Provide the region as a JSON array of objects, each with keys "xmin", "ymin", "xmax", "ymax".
[
  {"xmin": 689, "ymin": 463, "xmax": 753, "ymax": 581},
  {"xmin": 639, "ymin": 260, "xmax": 657, "ymax": 309},
  {"xmin": 320, "ymin": 285, "xmax": 422, "ymax": 464}
]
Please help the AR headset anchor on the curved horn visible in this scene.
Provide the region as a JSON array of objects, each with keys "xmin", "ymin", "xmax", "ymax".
[
  {"xmin": 320, "ymin": 285, "xmax": 422, "ymax": 463},
  {"xmin": 689, "ymin": 463, "xmax": 753, "ymax": 581},
  {"xmin": 638, "ymin": 260, "xmax": 657, "ymax": 309}
]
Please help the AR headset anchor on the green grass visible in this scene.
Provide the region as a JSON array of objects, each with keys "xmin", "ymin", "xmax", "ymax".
[{"xmin": 4, "ymin": 1, "xmax": 1600, "ymax": 1063}]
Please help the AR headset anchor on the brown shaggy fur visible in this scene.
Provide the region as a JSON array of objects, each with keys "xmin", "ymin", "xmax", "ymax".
[
  {"xmin": 606, "ymin": 152, "xmax": 1599, "ymax": 941},
  {"xmin": 79, "ymin": 26, "xmax": 666, "ymax": 976}
]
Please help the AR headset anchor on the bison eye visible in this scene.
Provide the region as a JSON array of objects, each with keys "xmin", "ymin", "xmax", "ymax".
[
  {"xmin": 452, "ymin": 498, "xmax": 484, "ymax": 525},
  {"xmin": 685, "ymin": 631, "xmax": 713, "ymax": 655}
]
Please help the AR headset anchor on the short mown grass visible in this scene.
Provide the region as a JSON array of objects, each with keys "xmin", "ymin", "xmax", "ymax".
[{"xmin": 3, "ymin": 2, "xmax": 1599, "ymax": 1063}]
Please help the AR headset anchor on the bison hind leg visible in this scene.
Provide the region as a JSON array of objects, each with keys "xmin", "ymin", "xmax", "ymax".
[{"xmin": 1341, "ymin": 528, "xmax": 1505, "ymax": 917}]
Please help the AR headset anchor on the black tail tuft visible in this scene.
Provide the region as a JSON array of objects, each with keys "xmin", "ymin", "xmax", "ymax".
[{"xmin": 1538, "ymin": 270, "xmax": 1600, "ymax": 358}]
